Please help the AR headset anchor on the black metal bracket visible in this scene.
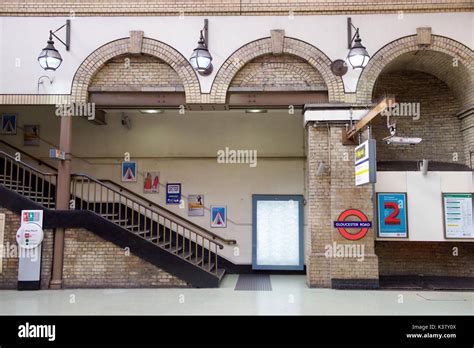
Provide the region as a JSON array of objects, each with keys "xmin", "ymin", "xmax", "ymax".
[
  {"xmin": 347, "ymin": 17, "xmax": 359, "ymax": 49},
  {"xmin": 50, "ymin": 19, "xmax": 71, "ymax": 51}
]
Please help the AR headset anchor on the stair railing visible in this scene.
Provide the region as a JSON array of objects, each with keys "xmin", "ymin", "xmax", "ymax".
[
  {"xmin": 70, "ymin": 173, "xmax": 224, "ymax": 275},
  {"xmin": 100, "ymin": 179, "xmax": 237, "ymax": 246},
  {"xmin": 0, "ymin": 151, "xmax": 57, "ymax": 209}
]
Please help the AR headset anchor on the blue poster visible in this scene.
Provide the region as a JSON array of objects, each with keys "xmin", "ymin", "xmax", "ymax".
[
  {"xmin": 377, "ymin": 193, "xmax": 408, "ymax": 238},
  {"xmin": 166, "ymin": 183, "xmax": 181, "ymax": 204}
]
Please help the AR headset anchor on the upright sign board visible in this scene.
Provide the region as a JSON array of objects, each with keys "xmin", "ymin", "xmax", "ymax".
[
  {"xmin": 443, "ymin": 193, "xmax": 474, "ymax": 239},
  {"xmin": 355, "ymin": 139, "xmax": 376, "ymax": 186},
  {"xmin": 377, "ymin": 193, "xmax": 408, "ymax": 238},
  {"xmin": 17, "ymin": 210, "xmax": 44, "ymax": 290}
]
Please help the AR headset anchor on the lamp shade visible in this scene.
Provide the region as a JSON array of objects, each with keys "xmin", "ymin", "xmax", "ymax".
[
  {"xmin": 189, "ymin": 38, "xmax": 213, "ymax": 74},
  {"xmin": 38, "ymin": 40, "xmax": 62, "ymax": 71},
  {"xmin": 347, "ymin": 37, "xmax": 370, "ymax": 70}
]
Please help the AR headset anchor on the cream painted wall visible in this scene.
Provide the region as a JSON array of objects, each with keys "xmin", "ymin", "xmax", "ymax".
[
  {"xmin": 0, "ymin": 13, "xmax": 472, "ymax": 94},
  {"xmin": 0, "ymin": 106, "xmax": 307, "ymax": 264},
  {"xmin": 376, "ymin": 171, "xmax": 474, "ymax": 242}
]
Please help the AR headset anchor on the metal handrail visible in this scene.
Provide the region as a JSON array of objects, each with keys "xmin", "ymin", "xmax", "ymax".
[
  {"xmin": 100, "ymin": 179, "xmax": 237, "ymax": 246},
  {"xmin": 0, "ymin": 140, "xmax": 57, "ymax": 172},
  {"xmin": 0, "ymin": 151, "xmax": 57, "ymax": 176},
  {"xmin": 0, "ymin": 151, "xmax": 57, "ymax": 209},
  {"xmin": 70, "ymin": 173, "xmax": 225, "ymax": 275}
]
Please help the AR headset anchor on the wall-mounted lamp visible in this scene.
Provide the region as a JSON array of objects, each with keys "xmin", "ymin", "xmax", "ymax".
[
  {"xmin": 189, "ymin": 19, "xmax": 213, "ymax": 75},
  {"xmin": 346, "ymin": 17, "xmax": 370, "ymax": 70},
  {"xmin": 38, "ymin": 20, "xmax": 71, "ymax": 71}
]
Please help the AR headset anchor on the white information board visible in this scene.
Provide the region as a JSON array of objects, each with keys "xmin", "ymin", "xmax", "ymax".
[
  {"xmin": 443, "ymin": 193, "xmax": 474, "ymax": 239},
  {"xmin": 355, "ymin": 139, "xmax": 376, "ymax": 186}
]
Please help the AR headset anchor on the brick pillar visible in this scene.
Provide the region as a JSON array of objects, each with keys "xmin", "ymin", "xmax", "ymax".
[{"xmin": 306, "ymin": 123, "xmax": 379, "ymax": 289}]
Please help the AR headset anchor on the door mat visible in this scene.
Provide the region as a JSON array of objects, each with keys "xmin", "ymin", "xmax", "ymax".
[{"xmin": 234, "ymin": 274, "xmax": 272, "ymax": 291}]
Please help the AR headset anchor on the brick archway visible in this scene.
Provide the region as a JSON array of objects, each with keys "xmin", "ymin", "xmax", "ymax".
[
  {"xmin": 210, "ymin": 37, "xmax": 345, "ymax": 103},
  {"xmin": 356, "ymin": 35, "xmax": 474, "ymax": 105},
  {"xmin": 71, "ymin": 37, "xmax": 201, "ymax": 104}
]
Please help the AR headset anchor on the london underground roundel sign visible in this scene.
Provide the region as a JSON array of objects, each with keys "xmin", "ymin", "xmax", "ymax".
[
  {"xmin": 16, "ymin": 222, "xmax": 44, "ymax": 249},
  {"xmin": 333, "ymin": 209, "xmax": 372, "ymax": 240}
]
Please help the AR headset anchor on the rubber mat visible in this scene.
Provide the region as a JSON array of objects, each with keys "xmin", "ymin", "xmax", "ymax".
[{"xmin": 234, "ymin": 274, "xmax": 272, "ymax": 291}]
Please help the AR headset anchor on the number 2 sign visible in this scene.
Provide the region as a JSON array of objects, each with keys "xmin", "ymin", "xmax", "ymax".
[{"xmin": 377, "ymin": 193, "xmax": 408, "ymax": 238}]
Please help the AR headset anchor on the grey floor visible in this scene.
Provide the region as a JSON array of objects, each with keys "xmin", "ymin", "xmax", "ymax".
[{"xmin": 1, "ymin": 275, "xmax": 473, "ymax": 315}]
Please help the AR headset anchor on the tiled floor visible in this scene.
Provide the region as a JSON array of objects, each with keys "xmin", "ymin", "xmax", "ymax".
[{"xmin": 0, "ymin": 275, "xmax": 472, "ymax": 315}]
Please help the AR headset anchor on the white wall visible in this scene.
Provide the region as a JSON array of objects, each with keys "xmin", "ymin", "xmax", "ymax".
[
  {"xmin": 0, "ymin": 106, "xmax": 307, "ymax": 264},
  {"xmin": 1, "ymin": 13, "xmax": 472, "ymax": 94},
  {"xmin": 376, "ymin": 171, "xmax": 474, "ymax": 242}
]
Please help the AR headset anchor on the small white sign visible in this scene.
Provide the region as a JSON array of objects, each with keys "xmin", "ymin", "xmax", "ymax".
[
  {"xmin": 16, "ymin": 222, "xmax": 44, "ymax": 249},
  {"xmin": 355, "ymin": 139, "xmax": 376, "ymax": 186}
]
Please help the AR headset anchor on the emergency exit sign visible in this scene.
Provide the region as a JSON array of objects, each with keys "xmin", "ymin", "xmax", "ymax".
[{"xmin": 355, "ymin": 139, "xmax": 376, "ymax": 186}]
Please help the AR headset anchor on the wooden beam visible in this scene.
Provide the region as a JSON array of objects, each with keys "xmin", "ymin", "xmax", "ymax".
[{"xmin": 346, "ymin": 96, "xmax": 395, "ymax": 139}]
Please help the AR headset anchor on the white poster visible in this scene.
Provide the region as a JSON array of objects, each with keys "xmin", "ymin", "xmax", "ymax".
[{"xmin": 443, "ymin": 193, "xmax": 474, "ymax": 239}]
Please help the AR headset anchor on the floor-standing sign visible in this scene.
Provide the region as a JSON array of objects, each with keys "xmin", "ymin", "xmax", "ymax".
[
  {"xmin": 355, "ymin": 139, "xmax": 376, "ymax": 186},
  {"xmin": 17, "ymin": 210, "xmax": 44, "ymax": 290}
]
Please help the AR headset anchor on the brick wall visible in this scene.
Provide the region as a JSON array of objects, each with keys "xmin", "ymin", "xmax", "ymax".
[
  {"xmin": 90, "ymin": 54, "xmax": 183, "ymax": 90},
  {"xmin": 62, "ymin": 228, "xmax": 188, "ymax": 288},
  {"xmin": 376, "ymin": 242, "xmax": 474, "ymax": 277},
  {"xmin": 2, "ymin": 1, "xmax": 472, "ymax": 16},
  {"xmin": 0, "ymin": 207, "xmax": 53, "ymax": 289},
  {"xmin": 373, "ymin": 71, "xmax": 465, "ymax": 164},
  {"xmin": 230, "ymin": 54, "xmax": 326, "ymax": 90},
  {"xmin": 307, "ymin": 125, "xmax": 379, "ymax": 288}
]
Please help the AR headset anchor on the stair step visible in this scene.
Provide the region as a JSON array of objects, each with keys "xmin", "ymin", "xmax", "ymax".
[
  {"xmin": 202, "ymin": 262, "xmax": 215, "ymax": 272},
  {"xmin": 170, "ymin": 245, "xmax": 183, "ymax": 253},
  {"xmin": 110, "ymin": 218, "xmax": 130, "ymax": 224},
  {"xmin": 2, "ymin": 184, "xmax": 31, "ymax": 191},
  {"xmin": 189, "ymin": 256, "xmax": 203, "ymax": 266},
  {"xmin": 180, "ymin": 251, "xmax": 193, "ymax": 260},
  {"xmin": 100, "ymin": 213, "xmax": 119, "ymax": 218},
  {"xmin": 0, "ymin": 178, "xmax": 21, "ymax": 184},
  {"xmin": 158, "ymin": 241, "xmax": 171, "ymax": 248},
  {"xmin": 120, "ymin": 224, "xmax": 141, "ymax": 230}
]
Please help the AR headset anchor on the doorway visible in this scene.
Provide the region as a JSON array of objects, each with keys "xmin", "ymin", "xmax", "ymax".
[{"xmin": 252, "ymin": 195, "xmax": 304, "ymax": 270}]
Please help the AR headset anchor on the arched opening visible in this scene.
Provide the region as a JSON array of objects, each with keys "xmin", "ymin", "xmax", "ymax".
[{"xmin": 369, "ymin": 50, "xmax": 472, "ymax": 170}]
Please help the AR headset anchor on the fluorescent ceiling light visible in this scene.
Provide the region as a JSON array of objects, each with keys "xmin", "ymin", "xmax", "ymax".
[
  {"xmin": 139, "ymin": 110, "xmax": 164, "ymax": 114},
  {"xmin": 245, "ymin": 109, "xmax": 267, "ymax": 114}
]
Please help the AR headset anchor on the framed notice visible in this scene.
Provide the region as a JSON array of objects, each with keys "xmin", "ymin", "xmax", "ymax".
[
  {"xmin": 377, "ymin": 193, "xmax": 408, "ymax": 238},
  {"xmin": 211, "ymin": 206, "xmax": 227, "ymax": 228},
  {"xmin": 188, "ymin": 194, "xmax": 204, "ymax": 216},
  {"xmin": 166, "ymin": 183, "xmax": 181, "ymax": 204},
  {"xmin": 443, "ymin": 193, "xmax": 474, "ymax": 239}
]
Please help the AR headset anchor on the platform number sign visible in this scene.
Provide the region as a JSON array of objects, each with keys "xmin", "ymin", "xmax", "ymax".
[{"xmin": 377, "ymin": 193, "xmax": 408, "ymax": 238}]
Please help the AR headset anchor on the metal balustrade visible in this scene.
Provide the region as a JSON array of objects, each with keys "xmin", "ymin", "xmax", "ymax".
[
  {"xmin": 70, "ymin": 173, "xmax": 229, "ymax": 276},
  {"xmin": 0, "ymin": 151, "xmax": 57, "ymax": 209}
]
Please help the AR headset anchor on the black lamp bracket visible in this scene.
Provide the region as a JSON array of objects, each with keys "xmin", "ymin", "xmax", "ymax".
[
  {"xmin": 201, "ymin": 19, "xmax": 209, "ymax": 48},
  {"xmin": 49, "ymin": 19, "xmax": 70, "ymax": 51},
  {"xmin": 347, "ymin": 17, "xmax": 360, "ymax": 49}
]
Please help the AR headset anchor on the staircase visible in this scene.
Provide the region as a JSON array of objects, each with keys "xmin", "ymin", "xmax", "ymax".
[{"xmin": 0, "ymin": 147, "xmax": 236, "ymax": 287}]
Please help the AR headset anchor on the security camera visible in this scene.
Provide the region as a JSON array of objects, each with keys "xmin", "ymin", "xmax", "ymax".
[
  {"xmin": 420, "ymin": 159, "xmax": 429, "ymax": 175},
  {"xmin": 121, "ymin": 114, "xmax": 132, "ymax": 130},
  {"xmin": 383, "ymin": 136, "xmax": 422, "ymax": 145}
]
